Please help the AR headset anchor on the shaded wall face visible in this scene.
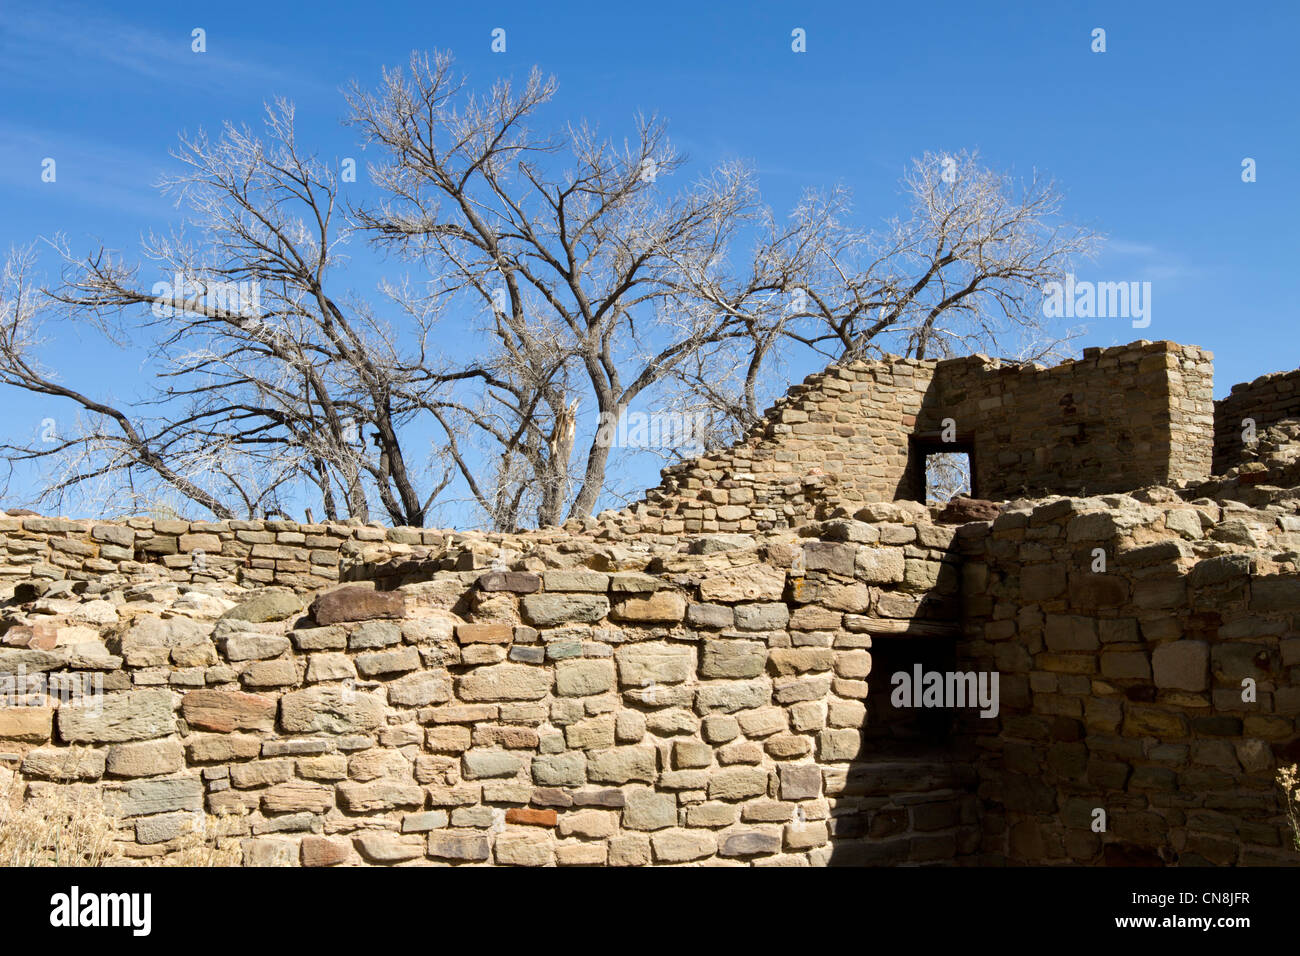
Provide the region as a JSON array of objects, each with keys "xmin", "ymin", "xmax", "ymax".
[
  {"xmin": 954, "ymin": 496, "xmax": 1300, "ymax": 866},
  {"xmin": 1214, "ymin": 369, "xmax": 1300, "ymax": 475},
  {"xmin": 915, "ymin": 343, "xmax": 1214, "ymax": 501}
]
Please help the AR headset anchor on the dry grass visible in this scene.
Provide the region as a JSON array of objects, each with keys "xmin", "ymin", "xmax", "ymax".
[
  {"xmin": 0, "ymin": 771, "xmax": 243, "ymax": 867},
  {"xmin": 1278, "ymin": 764, "xmax": 1300, "ymax": 851},
  {"xmin": 0, "ymin": 777, "xmax": 118, "ymax": 866}
]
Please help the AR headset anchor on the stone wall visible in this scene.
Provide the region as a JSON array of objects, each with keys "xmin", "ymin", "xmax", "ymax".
[
  {"xmin": 955, "ymin": 491, "xmax": 1300, "ymax": 865},
  {"xmin": 915, "ymin": 341, "xmax": 1214, "ymax": 501},
  {"xmin": 0, "ymin": 514, "xmax": 448, "ymax": 594},
  {"xmin": 0, "ymin": 506, "xmax": 982, "ymax": 866},
  {"xmin": 5, "ymin": 339, "xmax": 1300, "ymax": 867},
  {"xmin": 1214, "ymin": 367, "xmax": 1300, "ymax": 476},
  {"xmin": 613, "ymin": 341, "xmax": 1214, "ymax": 540},
  {"xmin": 641, "ymin": 359, "xmax": 934, "ymax": 532}
]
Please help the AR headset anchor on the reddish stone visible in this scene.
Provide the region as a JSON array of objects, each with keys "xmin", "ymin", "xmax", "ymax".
[
  {"xmin": 310, "ymin": 585, "xmax": 406, "ymax": 625},
  {"xmin": 936, "ymin": 497, "xmax": 1002, "ymax": 524},
  {"xmin": 505, "ymin": 807, "xmax": 558, "ymax": 827},
  {"xmin": 455, "ymin": 623, "xmax": 514, "ymax": 645},
  {"xmin": 2, "ymin": 622, "xmax": 57, "ymax": 649},
  {"xmin": 301, "ymin": 835, "xmax": 348, "ymax": 867},
  {"xmin": 181, "ymin": 689, "xmax": 277, "ymax": 732}
]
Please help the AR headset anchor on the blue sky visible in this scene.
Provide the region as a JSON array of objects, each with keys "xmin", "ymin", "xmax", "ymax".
[{"xmin": 0, "ymin": 0, "xmax": 1296, "ymax": 522}]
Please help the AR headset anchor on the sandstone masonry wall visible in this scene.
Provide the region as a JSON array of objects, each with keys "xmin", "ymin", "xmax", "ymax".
[
  {"xmin": 0, "ymin": 507, "xmax": 981, "ymax": 867},
  {"xmin": 4, "ymin": 340, "xmax": 1300, "ymax": 868},
  {"xmin": 0, "ymin": 514, "xmax": 449, "ymax": 594},
  {"xmin": 613, "ymin": 341, "xmax": 1214, "ymax": 541},
  {"xmin": 955, "ymin": 492, "xmax": 1300, "ymax": 865},
  {"xmin": 917, "ymin": 341, "xmax": 1214, "ymax": 500},
  {"xmin": 640, "ymin": 360, "xmax": 934, "ymax": 532},
  {"xmin": 1214, "ymin": 367, "xmax": 1300, "ymax": 476}
]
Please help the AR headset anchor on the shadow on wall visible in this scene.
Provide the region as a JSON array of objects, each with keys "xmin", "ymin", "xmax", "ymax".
[{"xmin": 823, "ymin": 532, "xmax": 984, "ymax": 866}]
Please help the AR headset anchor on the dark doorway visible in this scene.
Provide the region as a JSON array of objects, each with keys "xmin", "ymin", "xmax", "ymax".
[{"xmin": 864, "ymin": 634, "xmax": 959, "ymax": 756}]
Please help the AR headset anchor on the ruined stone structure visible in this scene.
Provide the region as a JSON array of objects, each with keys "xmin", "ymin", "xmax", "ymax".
[
  {"xmin": 1214, "ymin": 367, "xmax": 1300, "ymax": 477},
  {"xmin": 2, "ymin": 339, "xmax": 1300, "ymax": 867}
]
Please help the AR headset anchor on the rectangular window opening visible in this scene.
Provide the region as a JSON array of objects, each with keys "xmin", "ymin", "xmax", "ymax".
[{"xmin": 925, "ymin": 450, "xmax": 972, "ymax": 505}]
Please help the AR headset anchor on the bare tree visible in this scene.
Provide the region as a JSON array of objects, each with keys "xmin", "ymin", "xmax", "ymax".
[
  {"xmin": 346, "ymin": 52, "xmax": 768, "ymax": 524},
  {"xmin": 0, "ymin": 103, "xmax": 474, "ymax": 524},
  {"xmin": 664, "ymin": 151, "xmax": 1099, "ymax": 437},
  {"xmin": 0, "ymin": 54, "xmax": 1100, "ymax": 529}
]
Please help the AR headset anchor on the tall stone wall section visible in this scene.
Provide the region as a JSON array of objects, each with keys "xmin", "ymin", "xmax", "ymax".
[
  {"xmin": 1214, "ymin": 367, "xmax": 1300, "ymax": 476},
  {"xmin": 617, "ymin": 341, "xmax": 1213, "ymax": 540},
  {"xmin": 955, "ymin": 492, "xmax": 1300, "ymax": 865},
  {"xmin": 0, "ymin": 509, "xmax": 980, "ymax": 867},
  {"xmin": 639, "ymin": 360, "xmax": 934, "ymax": 533},
  {"xmin": 917, "ymin": 341, "xmax": 1214, "ymax": 500}
]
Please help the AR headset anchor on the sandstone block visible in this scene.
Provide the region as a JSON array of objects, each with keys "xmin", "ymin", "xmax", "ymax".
[
  {"xmin": 456, "ymin": 623, "xmax": 514, "ymax": 645},
  {"xmin": 855, "ymin": 548, "xmax": 905, "ymax": 584},
  {"xmin": 457, "ymin": 663, "xmax": 551, "ymax": 702},
  {"xmin": 109, "ymin": 777, "xmax": 204, "ymax": 817},
  {"xmin": 494, "ymin": 830, "xmax": 554, "ymax": 866},
  {"xmin": 587, "ymin": 746, "xmax": 657, "ymax": 784},
  {"xmin": 337, "ymin": 780, "xmax": 423, "ymax": 812},
  {"xmin": 279, "ymin": 686, "xmax": 387, "ymax": 734},
  {"xmin": 106, "ymin": 738, "xmax": 185, "ymax": 777},
  {"xmin": 311, "ymin": 586, "xmax": 405, "ymax": 625},
  {"xmin": 1153, "ymin": 640, "xmax": 1209, "ymax": 691},
  {"xmin": 700, "ymin": 640, "xmax": 767, "ymax": 679},
  {"xmin": 610, "ymin": 592, "xmax": 687, "ymax": 623},
  {"xmin": 221, "ymin": 590, "xmax": 303, "ymax": 623},
  {"xmin": 615, "ymin": 643, "xmax": 694, "ymax": 686},
  {"xmin": 301, "ymin": 835, "xmax": 349, "ymax": 866},
  {"xmin": 652, "ymin": 828, "xmax": 716, "ymax": 862},
  {"xmin": 555, "ymin": 659, "xmax": 617, "ymax": 697},
  {"xmin": 520, "ymin": 594, "xmax": 610, "ymax": 626},
  {"xmin": 707, "ymin": 766, "xmax": 768, "ymax": 800},
  {"xmin": 59, "ymin": 689, "xmax": 175, "ymax": 743},
  {"xmin": 477, "ymin": 571, "xmax": 541, "ymax": 593},
  {"xmin": 427, "ymin": 830, "xmax": 491, "ymax": 861},
  {"xmin": 699, "ymin": 565, "xmax": 786, "ymax": 602},
  {"xmin": 21, "ymin": 746, "xmax": 106, "ymax": 780},
  {"xmin": 622, "ymin": 789, "xmax": 677, "ymax": 830},
  {"xmin": 263, "ymin": 781, "xmax": 335, "ymax": 814},
  {"xmin": 0, "ymin": 705, "xmax": 53, "ymax": 742}
]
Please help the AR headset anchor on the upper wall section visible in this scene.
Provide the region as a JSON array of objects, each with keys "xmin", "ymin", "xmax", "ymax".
[
  {"xmin": 631, "ymin": 341, "xmax": 1214, "ymax": 534},
  {"xmin": 917, "ymin": 341, "xmax": 1214, "ymax": 500},
  {"xmin": 642, "ymin": 359, "xmax": 935, "ymax": 532},
  {"xmin": 0, "ymin": 514, "xmax": 450, "ymax": 594},
  {"xmin": 0, "ymin": 341, "xmax": 1225, "ymax": 564},
  {"xmin": 1214, "ymin": 368, "xmax": 1300, "ymax": 476}
]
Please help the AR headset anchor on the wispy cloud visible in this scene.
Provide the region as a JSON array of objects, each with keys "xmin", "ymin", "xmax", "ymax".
[
  {"xmin": 0, "ymin": 1, "xmax": 330, "ymax": 96},
  {"xmin": 1102, "ymin": 237, "xmax": 1189, "ymax": 282},
  {"xmin": 0, "ymin": 121, "xmax": 174, "ymax": 219}
]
